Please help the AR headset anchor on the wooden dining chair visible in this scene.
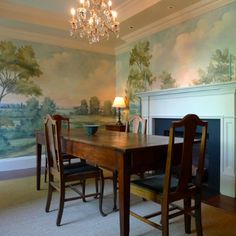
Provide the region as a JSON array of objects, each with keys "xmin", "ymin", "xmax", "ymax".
[
  {"xmin": 44, "ymin": 114, "xmax": 77, "ymax": 182},
  {"xmin": 103, "ymin": 114, "xmax": 147, "ymax": 213},
  {"xmin": 44, "ymin": 114, "xmax": 106, "ymax": 226},
  {"xmin": 130, "ymin": 114, "xmax": 208, "ymax": 236},
  {"xmin": 125, "ymin": 114, "xmax": 147, "ymax": 134}
]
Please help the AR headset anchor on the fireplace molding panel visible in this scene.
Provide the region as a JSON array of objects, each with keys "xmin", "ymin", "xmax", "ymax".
[{"xmin": 137, "ymin": 82, "xmax": 236, "ymax": 197}]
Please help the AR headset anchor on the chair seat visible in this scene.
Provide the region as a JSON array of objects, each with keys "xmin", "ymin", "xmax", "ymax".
[
  {"xmin": 132, "ymin": 174, "xmax": 195, "ymax": 194},
  {"xmin": 64, "ymin": 162, "xmax": 100, "ymax": 176},
  {"xmin": 131, "ymin": 174, "xmax": 179, "ymax": 193},
  {"xmin": 62, "ymin": 152, "xmax": 77, "ymax": 160}
]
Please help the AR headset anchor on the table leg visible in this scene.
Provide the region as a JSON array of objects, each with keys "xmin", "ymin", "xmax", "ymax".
[
  {"xmin": 36, "ymin": 143, "xmax": 42, "ymax": 190},
  {"xmin": 118, "ymin": 153, "xmax": 131, "ymax": 236}
]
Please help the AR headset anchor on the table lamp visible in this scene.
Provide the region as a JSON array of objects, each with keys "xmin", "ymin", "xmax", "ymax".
[{"xmin": 112, "ymin": 96, "xmax": 126, "ymax": 125}]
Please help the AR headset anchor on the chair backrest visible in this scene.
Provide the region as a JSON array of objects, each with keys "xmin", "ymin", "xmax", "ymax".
[
  {"xmin": 52, "ymin": 114, "xmax": 70, "ymax": 132},
  {"xmin": 164, "ymin": 114, "xmax": 208, "ymax": 200},
  {"xmin": 44, "ymin": 114, "xmax": 64, "ymax": 178},
  {"xmin": 125, "ymin": 114, "xmax": 147, "ymax": 134}
]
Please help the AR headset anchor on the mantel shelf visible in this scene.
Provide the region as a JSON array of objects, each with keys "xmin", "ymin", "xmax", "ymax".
[{"xmin": 137, "ymin": 81, "xmax": 236, "ymax": 99}]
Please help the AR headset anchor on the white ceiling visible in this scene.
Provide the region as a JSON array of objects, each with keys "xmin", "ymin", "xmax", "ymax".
[{"xmin": 0, "ymin": 0, "xmax": 232, "ymax": 54}]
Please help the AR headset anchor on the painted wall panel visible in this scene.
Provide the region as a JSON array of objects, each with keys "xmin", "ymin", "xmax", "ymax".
[
  {"xmin": 0, "ymin": 39, "xmax": 116, "ymax": 158},
  {"xmin": 116, "ymin": 2, "xmax": 236, "ymax": 114}
]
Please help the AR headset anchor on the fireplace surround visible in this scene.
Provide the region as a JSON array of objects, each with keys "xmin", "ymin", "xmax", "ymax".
[{"xmin": 137, "ymin": 82, "xmax": 236, "ymax": 198}]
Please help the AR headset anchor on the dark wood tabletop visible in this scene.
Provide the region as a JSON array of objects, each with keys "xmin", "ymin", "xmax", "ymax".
[{"xmin": 35, "ymin": 128, "xmax": 183, "ymax": 236}]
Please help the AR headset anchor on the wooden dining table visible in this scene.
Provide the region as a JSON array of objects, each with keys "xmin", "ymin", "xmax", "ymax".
[{"xmin": 35, "ymin": 128, "xmax": 183, "ymax": 236}]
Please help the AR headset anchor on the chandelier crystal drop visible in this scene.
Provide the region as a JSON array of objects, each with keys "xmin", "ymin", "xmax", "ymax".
[{"xmin": 69, "ymin": 0, "xmax": 120, "ymax": 44}]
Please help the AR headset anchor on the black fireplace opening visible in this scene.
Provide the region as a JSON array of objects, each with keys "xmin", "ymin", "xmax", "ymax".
[{"xmin": 154, "ymin": 118, "xmax": 220, "ymax": 194}]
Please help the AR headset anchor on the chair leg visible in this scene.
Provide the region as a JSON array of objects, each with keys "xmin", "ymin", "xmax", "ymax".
[
  {"xmin": 82, "ymin": 179, "xmax": 87, "ymax": 202},
  {"xmin": 195, "ymin": 195, "xmax": 203, "ymax": 236},
  {"xmin": 184, "ymin": 197, "xmax": 191, "ymax": 234},
  {"xmin": 44, "ymin": 158, "xmax": 48, "ymax": 183},
  {"xmin": 113, "ymin": 170, "xmax": 118, "ymax": 211},
  {"xmin": 161, "ymin": 203, "xmax": 169, "ymax": 236},
  {"xmin": 94, "ymin": 175, "xmax": 99, "ymax": 199},
  {"xmin": 99, "ymin": 171, "xmax": 107, "ymax": 216},
  {"xmin": 45, "ymin": 181, "xmax": 53, "ymax": 212},
  {"xmin": 56, "ymin": 185, "xmax": 65, "ymax": 226}
]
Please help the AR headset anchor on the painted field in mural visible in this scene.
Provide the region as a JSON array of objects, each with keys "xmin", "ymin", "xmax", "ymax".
[
  {"xmin": 116, "ymin": 2, "xmax": 236, "ymax": 111},
  {"xmin": 0, "ymin": 40, "xmax": 116, "ymax": 158}
]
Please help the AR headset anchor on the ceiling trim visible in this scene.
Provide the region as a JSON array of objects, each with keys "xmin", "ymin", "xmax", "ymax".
[
  {"xmin": 115, "ymin": 0, "xmax": 234, "ymax": 54},
  {"xmin": 0, "ymin": 0, "xmax": 162, "ymax": 32},
  {"xmin": 0, "ymin": 1, "xmax": 68, "ymax": 30},
  {"xmin": 0, "ymin": 26, "xmax": 115, "ymax": 55},
  {"xmin": 116, "ymin": 0, "xmax": 161, "ymax": 22}
]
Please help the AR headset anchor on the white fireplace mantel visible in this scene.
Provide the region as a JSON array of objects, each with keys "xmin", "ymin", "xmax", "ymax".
[{"xmin": 137, "ymin": 82, "xmax": 236, "ymax": 197}]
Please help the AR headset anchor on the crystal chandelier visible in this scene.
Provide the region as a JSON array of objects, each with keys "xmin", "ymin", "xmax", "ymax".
[{"xmin": 69, "ymin": 0, "xmax": 120, "ymax": 44}]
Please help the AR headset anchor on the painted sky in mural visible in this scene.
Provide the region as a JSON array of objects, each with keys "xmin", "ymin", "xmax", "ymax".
[
  {"xmin": 116, "ymin": 2, "xmax": 236, "ymax": 93},
  {"xmin": 2, "ymin": 40, "xmax": 116, "ymax": 107}
]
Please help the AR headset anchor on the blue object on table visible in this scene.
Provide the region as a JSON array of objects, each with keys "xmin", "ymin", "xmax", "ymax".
[{"xmin": 83, "ymin": 124, "xmax": 99, "ymax": 135}]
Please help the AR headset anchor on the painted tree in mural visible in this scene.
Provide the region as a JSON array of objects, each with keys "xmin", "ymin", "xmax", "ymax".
[
  {"xmin": 103, "ymin": 100, "xmax": 113, "ymax": 116},
  {"xmin": 126, "ymin": 41, "xmax": 156, "ymax": 104},
  {"xmin": 73, "ymin": 99, "xmax": 89, "ymax": 115},
  {"xmin": 0, "ymin": 41, "xmax": 42, "ymax": 104},
  {"xmin": 79, "ymin": 99, "xmax": 88, "ymax": 115},
  {"xmin": 159, "ymin": 71, "xmax": 176, "ymax": 89},
  {"xmin": 0, "ymin": 117, "xmax": 14, "ymax": 154},
  {"xmin": 89, "ymin": 96, "xmax": 100, "ymax": 115},
  {"xmin": 79, "ymin": 99, "xmax": 89, "ymax": 115},
  {"xmin": 194, "ymin": 48, "xmax": 236, "ymax": 85},
  {"xmin": 17, "ymin": 97, "xmax": 41, "ymax": 136},
  {"xmin": 40, "ymin": 97, "xmax": 57, "ymax": 118}
]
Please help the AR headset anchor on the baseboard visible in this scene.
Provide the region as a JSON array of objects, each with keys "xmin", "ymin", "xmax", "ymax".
[{"xmin": 0, "ymin": 155, "xmax": 45, "ymax": 171}]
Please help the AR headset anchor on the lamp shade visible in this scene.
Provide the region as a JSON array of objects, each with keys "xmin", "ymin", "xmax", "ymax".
[{"xmin": 112, "ymin": 97, "xmax": 126, "ymax": 108}]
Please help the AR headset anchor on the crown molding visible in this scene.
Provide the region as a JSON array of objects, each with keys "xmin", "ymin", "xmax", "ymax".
[
  {"xmin": 116, "ymin": 0, "xmax": 161, "ymax": 22},
  {"xmin": 0, "ymin": 26, "xmax": 115, "ymax": 55},
  {"xmin": 0, "ymin": 1, "xmax": 115, "ymax": 55},
  {"xmin": 0, "ymin": 0, "xmax": 161, "ymax": 33},
  {"xmin": 0, "ymin": 1, "xmax": 69, "ymax": 30},
  {"xmin": 115, "ymin": 0, "xmax": 234, "ymax": 55}
]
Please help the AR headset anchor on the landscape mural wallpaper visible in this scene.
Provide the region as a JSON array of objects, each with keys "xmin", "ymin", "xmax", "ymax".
[
  {"xmin": 0, "ymin": 40, "xmax": 116, "ymax": 158},
  {"xmin": 1, "ymin": 1, "xmax": 236, "ymax": 159},
  {"xmin": 116, "ymin": 1, "xmax": 236, "ymax": 113}
]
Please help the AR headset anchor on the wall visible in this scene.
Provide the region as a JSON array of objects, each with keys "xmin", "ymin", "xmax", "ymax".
[
  {"xmin": 1, "ymin": 1, "xmax": 236, "ymax": 164},
  {"xmin": 0, "ymin": 39, "xmax": 116, "ymax": 160},
  {"xmin": 115, "ymin": 1, "xmax": 236, "ymax": 111}
]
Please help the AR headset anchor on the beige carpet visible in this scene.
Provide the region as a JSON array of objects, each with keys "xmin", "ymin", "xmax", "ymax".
[{"xmin": 0, "ymin": 176, "xmax": 236, "ymax": 236}]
